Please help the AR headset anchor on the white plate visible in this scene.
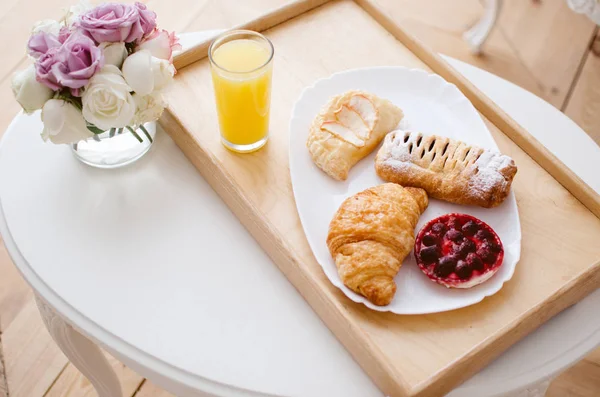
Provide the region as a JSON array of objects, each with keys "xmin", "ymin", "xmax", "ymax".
[{"xmin": 289, "ymin": 67, "xmax": 521, "ymax": 314}]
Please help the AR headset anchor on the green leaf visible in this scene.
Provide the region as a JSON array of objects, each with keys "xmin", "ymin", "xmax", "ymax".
[
  {"xmin": 126, "ymin": 126, "xmax": 143, "ymax": 143},
  {"xmin": 139, "ymin": 124, "xmax": 153, "ymax": 143},
  {"xmin": 70, "ymin": 97, "xmax": 83, "ymax": 110},
  {"xmin": 86, "ymin": 124, "xmax": 105, "ymax": 135},
  {"xmin": 125, "ymin": 42, "xmax": 136, "ymax": 55},
  {"xmin": 56, "ymin": 89, "xmax": 83, "ymax": 110}
]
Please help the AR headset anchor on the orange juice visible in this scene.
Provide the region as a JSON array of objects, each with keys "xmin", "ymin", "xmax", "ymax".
[{"xmin": 209, "ymin": 32, "xmax": 273, "ymax": 153}]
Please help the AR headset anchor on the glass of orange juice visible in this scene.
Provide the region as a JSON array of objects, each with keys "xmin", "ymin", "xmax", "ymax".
[{"xmin": 209, "ymin": 30, "xmax": 274, "ymax": 153}]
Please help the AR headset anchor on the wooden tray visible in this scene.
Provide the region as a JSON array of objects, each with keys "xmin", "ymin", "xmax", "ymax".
[{"xmin": 161, "ymin": 1, "xmax": 600, "ymax": 395}]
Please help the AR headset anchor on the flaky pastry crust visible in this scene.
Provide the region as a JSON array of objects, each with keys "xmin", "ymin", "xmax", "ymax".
[
  {"xmin": 307, "ymin": 90, "xmax": 403, "ymax": 181},
  {"xmin": 327, "ymin": 183, "xmax": 428, "ymax": 306},
  {"xmin": 375, "ymin": 131, "xmax": 517, "ymax": 208}
]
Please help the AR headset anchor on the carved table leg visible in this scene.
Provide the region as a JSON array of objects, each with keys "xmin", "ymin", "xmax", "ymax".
[
  {"xmin": 498, "ymin": 377, "xmax": 553, "ymax": 397},
  {"xmin": 463, "ymin": 0, "xmax": 503, "ymax": 54},
  {"xmin": 35, "ymin": 295, "xmax": 122, "ymax": 397}
]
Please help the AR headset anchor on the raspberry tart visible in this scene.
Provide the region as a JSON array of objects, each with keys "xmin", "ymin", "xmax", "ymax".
[{"xmin": 414, "ymin": 213, "xmax": 504, "ymax": 288}]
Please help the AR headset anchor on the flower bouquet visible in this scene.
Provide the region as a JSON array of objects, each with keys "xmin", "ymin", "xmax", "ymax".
[{"xmin": 11, "ymin": 1, "xmax": 180, "ymax": 148}]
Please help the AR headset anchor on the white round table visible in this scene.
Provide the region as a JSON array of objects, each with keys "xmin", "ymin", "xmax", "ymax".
[{"xmin": 1, "ymin": 32, "xmax": 600, "ymax": 397}]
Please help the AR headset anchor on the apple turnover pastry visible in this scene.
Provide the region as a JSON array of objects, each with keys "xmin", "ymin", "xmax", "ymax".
[
  {"xmin": 327, "ymin": 183, "xmax": 428, "ymax": 306},
  {"xmin": 307, "ymin": 90, "xmax": 403, "ymax": 181},
  {"xmin": 375, "ymin": 131, "xmax": 517, "ymax": 208}
]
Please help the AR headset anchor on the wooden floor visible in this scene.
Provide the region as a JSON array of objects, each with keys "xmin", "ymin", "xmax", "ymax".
[{"xmin": 0, "ymin": 1, "xmax": 599, "ymax": 396}]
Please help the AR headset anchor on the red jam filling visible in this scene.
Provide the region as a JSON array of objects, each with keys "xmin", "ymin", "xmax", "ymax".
[{"xmin": 414, "ymin": 213, "xmax": 504, "ymax": 286}]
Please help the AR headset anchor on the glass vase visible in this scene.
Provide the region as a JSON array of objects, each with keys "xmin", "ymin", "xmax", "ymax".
[{"xmin": 72, "ymin": 122, "xmax": 156, "ymax": 169}]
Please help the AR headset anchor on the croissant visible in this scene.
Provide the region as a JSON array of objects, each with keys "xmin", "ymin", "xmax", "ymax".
[
  {"xmin": 327, "ymin": 183, "xmax": 428, "ymax": 306},
  {"xmin": 375, "ymin": 130, "xmax": 517, "ymax": 207}
]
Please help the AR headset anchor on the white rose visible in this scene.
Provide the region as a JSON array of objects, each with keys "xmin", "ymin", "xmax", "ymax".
[
  {"xmin": 100, "ymin": 42, "xmax": 128, "ymax": 68},
  {"xmin": 41, "ymin": 99, "xmax": 94, "ymax": 144},
  {"xmin": 132, "ymin": 93, "xmax": 166, "ymax": 125},
  {"xmin": 150, "ymin": 57, "xmax": 175, "ymax": 92},
  {"xmin": 32, "ymin": 19, "xmax": 62, "ymax": 36},
  {"xmin": 82, "ymin": 65, "xmax": 136, "ymax": 130},
  {"xmin": 63, "ymin": 0, "xmax": 93, "ymax": 25},
  {"xmin": 137, "ymin": 30, "xmax": 174, "ymax": 60},
  {"xmin": 11, "ymin": 65, "xmax": 54, "ymax": 114},
  {"xmin": 122, "ymin": 50, "xmax": 175, "ymax": 96}
]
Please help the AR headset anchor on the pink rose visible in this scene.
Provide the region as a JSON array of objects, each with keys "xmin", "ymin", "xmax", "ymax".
[
  {"xmin": 27, "ymin": 31, "xmax": 61, "ymax": 59},
  {"xmin": 135, "ymin": 3, "xmax": 157, "ymax": 37},
  {"xmin": 58, "ymin": 26, "xmax": 71, "ymax": 43},
  {"xmin": 35, "ymin": 47, "xmax": 62, "ymax": 90},
  {"xmin": 137, "ymin": 29, "xmax": 181, "ymax": 62},
  {"xmin": 76, "ymin": 2, "xmax": 156, "ymax": 44},
  {"xmin": 35, "ymin": 34, "xmax": 104, "ymax": 94}
]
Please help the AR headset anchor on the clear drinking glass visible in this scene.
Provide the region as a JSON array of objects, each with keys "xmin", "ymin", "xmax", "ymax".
[{"xmin": 208, "ymin": 30, "xmax": 274, "ymax": 153}]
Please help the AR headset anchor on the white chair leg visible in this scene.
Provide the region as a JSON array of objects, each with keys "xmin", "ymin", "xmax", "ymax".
[
  {"xmin": 35, "ymin": 295, "xmax": 122, "ymax": 397},
  {"xmin": 463, "ymin": 0, "xmax": 503, "ymax": 54},
  {"xmin": 567, "ymin": 0, "xmax": 600, "ymax": 25}
]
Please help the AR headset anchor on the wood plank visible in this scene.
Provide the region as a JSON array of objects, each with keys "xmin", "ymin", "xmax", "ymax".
[
  {"xmin": 0, "ymin": 0, "xmax": 55, "ymax": 340},
  {"xmin": 174, "ymin": 0, "xmax": 331, "ymax": 69},
  {"xmin": 134, "ymin": 380, "xmax": 175, "ymax": 397},
  {"xmin": 0, "ymin": 333, "xmax": 7, "ymax": 397},
  {"xmin": 45, "ymin": 352, "xmax": 144, "ymax": 397},
  {"xmin": 359, "ymin": 0, "xmax": 600, "ymax": 218},
  {"xmin": 163, "ymin": 1, "xmax": 600, "ymax": 395},
  {"xmin": 369, "ymin": 0, "xmax": 545, "ymax": 99},
  {"xmin": 180, "ymin": 0, "xmax": 289, "ymax": 32},
  {"xmin": 3, "ymin": 297, "xmax": 67, "ymax": 397},
  {"xmin": 145, "ymin": 0, "xmax": 224, "ymax": 33},
  {"xmin": 583, "ymin": 346, "xmax": 600, "ymax": 365},
  {"xmin": 0, "ymin": 238, "xmax": 32, "ymax": 332},
  {"xmin": 371, "ymin": 0, "xmax": 596, "ymax": 109},
  {"xmin": 548, "ymin": 354, "xmax": 600, "ymax": 397},
  {"xmin": 564, "ymin": 32, "xmax": 600, "ymax": 146},
  {"xmin": 496, "ymin": 0, "xmax": 595, "ymax": 109}
]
